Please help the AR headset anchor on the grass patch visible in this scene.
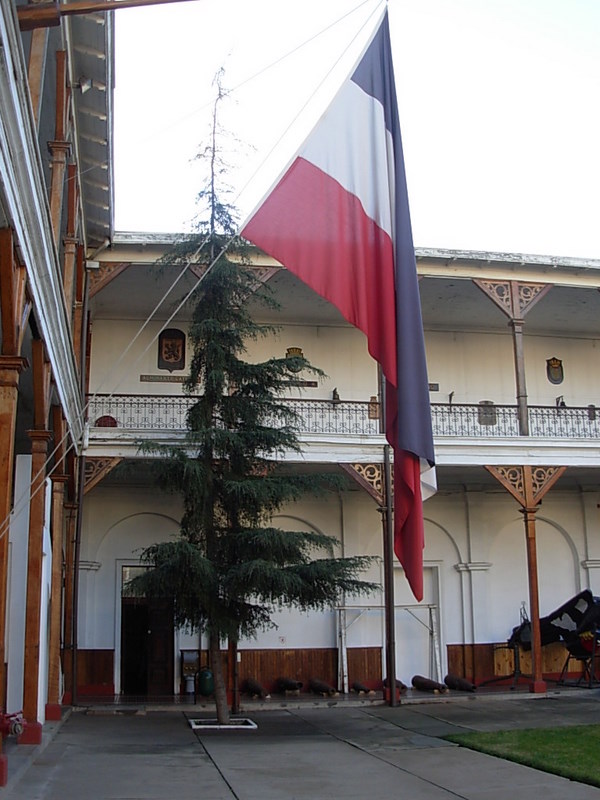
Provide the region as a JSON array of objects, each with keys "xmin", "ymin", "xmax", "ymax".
[{"xmin": 445, "ymin": 725, "xmax": 600, "ymax": 787}]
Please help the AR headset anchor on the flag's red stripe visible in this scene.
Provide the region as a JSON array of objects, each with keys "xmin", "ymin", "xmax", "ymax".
[
  {"xmin": 384, "ymin": 381, "xmax": 424, "ymax": 600},
  {"xmin": 393, "ymin": 452, "xmax": 424, "ymax": 601},
  {"xmin": 242, "ymin": 157, "xmax": 398, "ymax": 387}
]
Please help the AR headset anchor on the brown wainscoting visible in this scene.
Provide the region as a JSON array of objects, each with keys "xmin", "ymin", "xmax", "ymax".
[
  {"xmin": 68, "ymin": 646, "xmax": 383, "ymax": 699},
  {"xmin": 75, "ymin": 649, "xmax": 114, "ymax": 696},
  {"xmin": 447, "ymin": 641, "xmax": 570, "ymax": 685},
  {"xmin": 346, "ymin": 647, "xmax": 383, "ymax": 690},
  {"xmin": 236, "ymin": 647, "xmax": 382, "ymax": 693},
  {"xmin": 447, "ymin": 644, "xmax": 494, "ymax": 684}
]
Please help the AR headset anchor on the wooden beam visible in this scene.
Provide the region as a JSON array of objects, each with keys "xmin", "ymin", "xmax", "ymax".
[
  {"xmin": 27, "ymin": 29, "xmax": 49, "ymax": 130},
  {"xmin": 31, "ymin": 340, "xmax": 53, "ymax": 430},
  {"xmin": 0, "ymin": 229, "xmax": 29, "ymax": 357},
  {"xmin": 18, "ymin": 0, "xmax": 199, "ymax": 30}
]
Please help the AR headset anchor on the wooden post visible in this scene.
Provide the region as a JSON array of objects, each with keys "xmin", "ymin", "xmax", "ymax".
[
  {"xmin": 63, "ymin": 164, "xmax": 79, "ymax": 324},
  {"xmin": 27, "ymin": 28, "xmax": 49, "ymax": 130},
  {"xmin": 521, "ymin": 504, "xmax": 545, "ymax": 691},
  {"xmin": 62, "ymin": 502, "xmax": 78, "ymax": 702},
  {"xmin": 510, "ymin": 319, "xmax": 529, "ymax": 436},
  {"xmin": 72, "ymin": 246, "xmax": 86, "ymax": 375},
  {"xmin": 473, "ymin": 280, "xmax": 551, "ymax": 438},
  {"xmin": 19, "ymin": 430, "xmax": 52, "ymax": 744},
  {"xmin": 46, "ymin": 407, "xmax": 68, "ymax": 719},
  {"xmin": 48, "ymin": 51, "xmax": 71, "ymax": 246},
  {"xmin": 46, "ymin": 476, "xmax": 66, "ymax": 720},
  {"xmin": 20, "ymin": 341, "xmax": 52, "ymax": 744},
  {"xmin": 485, "ymin": 464, "xmax": 566, "ymax": 693}
]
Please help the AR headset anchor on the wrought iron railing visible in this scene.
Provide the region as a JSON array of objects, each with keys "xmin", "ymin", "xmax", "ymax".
[
  {"xmin": 86, "ymin": 395, "xmax": 600, "ymax": 440},
  {"xmin": 87, "ymin": 394, "xmax": 381, "ymax": 436},
  {"xmin": 430, "ymin": 403, "xmax": 600, "ymax": 439}
]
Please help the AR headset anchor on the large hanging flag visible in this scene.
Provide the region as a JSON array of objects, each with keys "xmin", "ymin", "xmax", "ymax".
[{"xmin": 241, "ymin": 8, "xmax": 435, "ymax": 600}]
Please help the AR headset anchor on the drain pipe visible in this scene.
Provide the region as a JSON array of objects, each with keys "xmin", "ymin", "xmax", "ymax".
[{"xmin": 71, "ymin": 257, "xmax": 92, "ymax": 706}]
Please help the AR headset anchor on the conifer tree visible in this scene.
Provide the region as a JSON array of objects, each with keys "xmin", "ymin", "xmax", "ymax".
[{"xmin": 131, "ymin": 72, "xmax": 376, "ymax": 723}]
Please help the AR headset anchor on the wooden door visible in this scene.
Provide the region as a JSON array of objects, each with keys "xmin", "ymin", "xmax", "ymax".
[
  {"xmin": 121, "ymin": 598, "xmax": 148, "ymax": 695},
  {"xmin": 147, "ymin": 600, "xmax": 174, "ymax": 696},
  {"xmin": 121, "ymin": 597, "xmax": 174, "ymax": 697}
]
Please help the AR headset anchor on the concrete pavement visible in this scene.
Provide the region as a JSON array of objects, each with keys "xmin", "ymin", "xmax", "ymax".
[{"xmin": 3, "ymin": 689, "xmax": 600, "ymax": 798}]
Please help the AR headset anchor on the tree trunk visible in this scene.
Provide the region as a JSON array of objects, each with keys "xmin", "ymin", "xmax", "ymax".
[{"xmin": 209, "ymin": 630, "xmax": 229, "ymax": 724}]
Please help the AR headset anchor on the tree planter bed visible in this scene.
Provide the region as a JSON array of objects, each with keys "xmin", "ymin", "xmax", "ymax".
[{"xmin": 188, "ymin": 718, "xmax": 257, "ymax": 730}]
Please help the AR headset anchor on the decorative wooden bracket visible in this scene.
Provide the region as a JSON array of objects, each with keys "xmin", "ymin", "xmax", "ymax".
[
  {"xmin": 84, "ymin": 457, "xmax": 122, "ymax": 494},
  {"xmin": 188, "ymin": 263, "xmax": 281, "ymax": 299},
  {"xmin": 339, "ymin": 463, "xmax": 385, "ymax": 506},
  {"xmin": 88, "ymin": 262, "xmax": 130, "ymax": 297},
  {"xmin": 473, "ymin": 279, "xmax": 552, "ymax": 321},
  {"xmin": 484, "ymin": 464, "xmax": 566, "ymax": 508}
]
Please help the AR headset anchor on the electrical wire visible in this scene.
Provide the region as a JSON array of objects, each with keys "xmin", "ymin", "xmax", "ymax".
[{"xmin": 0, "ymin": 0, "xmax": 386, "ymax": 543}]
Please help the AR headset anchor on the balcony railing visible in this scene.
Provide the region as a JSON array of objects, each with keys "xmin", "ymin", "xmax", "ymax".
[
  {"xmin": 86, "ymin": 395, "xmax": 600, "ymax": 441},
  {"xmin": 87, "ymin": 395, "xmax": 381, "ymax": 436}
]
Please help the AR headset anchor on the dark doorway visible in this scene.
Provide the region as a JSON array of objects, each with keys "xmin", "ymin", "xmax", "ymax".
[
  {"xmin": 121, "ymin": 599, "xmax": 149, "ymax": 695},
  {"xmin": 121, "ymin": 569, "xmax": 175, "ymax": 698}
]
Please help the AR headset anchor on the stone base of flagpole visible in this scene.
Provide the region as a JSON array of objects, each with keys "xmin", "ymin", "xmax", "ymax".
[{"xmin": 384, "ymin": 688, "xmax": 402, "ymax": 703}]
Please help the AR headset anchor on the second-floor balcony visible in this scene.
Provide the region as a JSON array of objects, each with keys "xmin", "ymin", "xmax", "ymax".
[{"xmin": 86, "ymin": 394, "xmax": 600, "ymax": 442}]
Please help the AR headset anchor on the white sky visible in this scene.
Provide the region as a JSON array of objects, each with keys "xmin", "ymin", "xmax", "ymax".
[{"xmin": 114, "ymin": 0, "xmax": 600, "ymax": 259}]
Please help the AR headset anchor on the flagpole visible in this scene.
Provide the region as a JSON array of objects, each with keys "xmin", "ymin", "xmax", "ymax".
[
  {"xmin": 380, "ymin": 373, "xmax": 398, "ymax": 707},
  {"xmin": 382, "ymin": 444, "xmax": 397, "ymax": 706}
]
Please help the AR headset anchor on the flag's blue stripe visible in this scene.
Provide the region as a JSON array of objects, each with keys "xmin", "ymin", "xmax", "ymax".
[{"xmin": 353, "ymin": 12, "xmax": 435, "ymax": 466}]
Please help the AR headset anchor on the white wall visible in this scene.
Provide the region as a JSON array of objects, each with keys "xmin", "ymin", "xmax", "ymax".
[
  {"xmin": 428, "ymin": 487, "xmax": 595, "ymax": 645},
  {"xmin": 79, "ymin": 471, "xmax": 600, "ymax": 683},
  {"xmin": 89, "ymin": 319, "xmax": 378, "ymax": 402},
  {"xmin": 425, "ymin": 329, "xmax": 600, "ymax": 408},
  {"xmin": 80, "ymin": 488, "xmax": 181, "ymax": 649}
]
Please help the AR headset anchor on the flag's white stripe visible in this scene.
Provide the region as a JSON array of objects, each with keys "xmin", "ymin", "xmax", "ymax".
[
  {"xmin": 420, "ymin": 461, "xmax": 437, "ymax": 500},
  {"xmin": 300, "ymin": 79, "xmax": 395, "ymax": 239}
]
